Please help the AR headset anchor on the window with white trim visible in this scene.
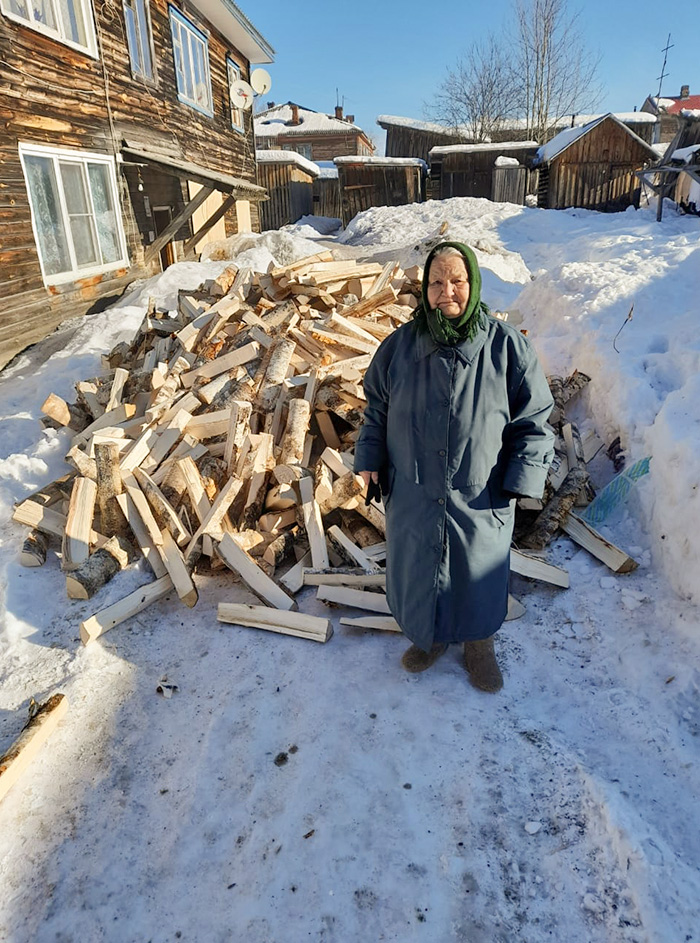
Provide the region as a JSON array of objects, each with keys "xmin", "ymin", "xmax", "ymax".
[
  {"xmin": 0, "ymin": 0, "xmax": 97, "ymax": 56},
  {"xmin": 226, "ymin": 58, "xmax": 244, "ymax": 133},
  {"xmin": 169, "ymin": 6, "xmax": 213, "ymax": 116},
  {"xmin": 19, "ymin": 144, "xmax": 128, "ymax": 285},
  {"xmin": 123, "ymin": 0, "xmax": 154, "ymax": 81}
]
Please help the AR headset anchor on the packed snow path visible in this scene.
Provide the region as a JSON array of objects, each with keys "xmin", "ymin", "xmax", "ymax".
[{"xmin": 1, "ymin": 198, "xmax": 698, "ymax": 942}]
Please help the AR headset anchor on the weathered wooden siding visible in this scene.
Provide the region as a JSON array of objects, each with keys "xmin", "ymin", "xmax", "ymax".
[
  {"xmin": 312, "ymin": 177, "xmax": 342, "ymax": 220},
  {"xmin": 257, "ymin": 163, "xmax": 314, "ymax": 230},
  {"xmin": 258, "ymin": 134, "xmax": 371, "ymax": 162},
  {"xmin": 383, "ymin": 126, "xmax": 473, "ymax": 163},
  {"xmin": 543, "ymin": 117, "xmax": 655, "ymax": 211},
  {"xmin": 0, "ymin": 0, "xmax": 260, "ymax": 368},
  {"xmin": 431, "ymin": 145, "xmax": 539, "ymax": 201},
  {"xmin": 337, "ymin": 164, "xmax": 424, "ymax": 227}
]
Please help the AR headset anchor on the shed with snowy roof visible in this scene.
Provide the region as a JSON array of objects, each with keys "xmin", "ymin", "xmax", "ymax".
[
  {"xmin": 256, "ymin": 151, "xmax": 319, "ymax": 231},
  {"xmin": 428, "ymin": 141, "xmax": 540, "ymax": 203},
  {"xmin": 255, "ymin": 103, "xmax": 374, "ymax": 162},
  {"xmin": 376, "ymin": 115, "xmax": 477, "ymax": 163},
  {"xmin": 333, "ymin": 156, "xmax": 426, "ymax": 226},
  {"xmin": 534, "ymin": 114, "xmax": 658, "ymax": 212}
]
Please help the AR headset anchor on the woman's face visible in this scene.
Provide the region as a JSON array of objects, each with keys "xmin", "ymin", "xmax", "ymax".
[{"xmin": 426, "ymin": 255, "xmax": 471, "ymax": 319}]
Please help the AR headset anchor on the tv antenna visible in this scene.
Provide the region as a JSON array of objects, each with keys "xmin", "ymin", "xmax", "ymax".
[
  {"xmin": 250, "ymin": 68, "xmax": 272, "ymax": 96},
  {"xmin": 230, "ymin": 79, "xmax": 255, "ymax": 110},
  {"xmin": 656, "ymin": 33, "xmax": 673, "ymax": 99}
]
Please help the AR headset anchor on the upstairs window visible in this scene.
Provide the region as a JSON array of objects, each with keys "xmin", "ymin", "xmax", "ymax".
[
  {"xmin": 20, "ymin": 144, "xmax": 128, "ymax": 285},
  {"xmin": 124, "ymin": 0, "xmax": 154, "ymax": 81},
  {"xmin": 169, "ymin": 6, "xmax": 213, "ymax": 116},
  {"xmin": 226, "ymin": 58, "xmax": 244, "ymax": 133},
  {"xmin": 1, "ymin": 0, "xmax": 97, "ymax": 56}
]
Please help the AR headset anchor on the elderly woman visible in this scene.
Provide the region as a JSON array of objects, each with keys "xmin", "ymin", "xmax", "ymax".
[{"xmin": 355, "ymin": 242, "xmax": 554, "ymax": 692}]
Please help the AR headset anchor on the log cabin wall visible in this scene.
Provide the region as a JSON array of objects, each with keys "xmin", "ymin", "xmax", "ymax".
[
  {"xmin": 257, "ymin": 163, "xmax": 314, "ymax": 230},
  {"xmin": 382, "ymin": 126, "xmax": 473, "ymax": 163},
  {"xmin": 432, "ymin": 145, "xmax": 539, "ymax": 201},
  {"xmin": 544, "ymin": 118, "xmax": 656, "ymax": 211},
  {"xmin": 0, "ymin": 0, "xmax": 261, "ymax": 369}
]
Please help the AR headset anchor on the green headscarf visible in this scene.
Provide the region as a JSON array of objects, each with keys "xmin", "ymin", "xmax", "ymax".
[{"xmin": 413, "ymin": 241, "xmax": 489, "ymax": 346}]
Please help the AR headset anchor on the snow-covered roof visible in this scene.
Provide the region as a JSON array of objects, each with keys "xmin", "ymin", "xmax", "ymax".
[
  {"xmin": 255, "ymin": 149, "xmax": 320, "ymax": 177},
  {"xmin": 315, "ymin": 160, "xmax": 339, "ymax": 179},
  {"xmin": 672, "ymin": 144, "xmax": 700, "ymax": 163},
  {"xmin": 647, "ymin": 95, "xmax": 700, "ymax": 115},
  {"xmin": 376, "ymin": 115, "xmax": 473, "ymax": 137},
  {"xmin": 334, "ymin": 155, "xmax": 427, "ymax": 170},
  {"xmin": 255, "ymin": 102, "xmax": 367, "ymax": 139},
  {"xmin": 680, "ymin": 109, "xmax": 700, "ymax": 120},
  {"xmin": 430, "ymin": 140, "xmax": 539, "ymax": 157},
  {"xmin": 536, "ymin": 114, "xmax": 658, "ymax": 165}
]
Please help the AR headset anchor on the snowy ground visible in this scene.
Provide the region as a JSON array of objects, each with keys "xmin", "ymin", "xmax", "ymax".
[{"xmin": 1, "ymin": 199, "xmax": 699, "ymax": 943}]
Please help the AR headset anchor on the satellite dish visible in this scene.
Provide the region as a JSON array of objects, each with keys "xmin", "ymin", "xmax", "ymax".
[
  {"xmin": 230, "ymin": 79, "xmax": 255, "ymax": 110},
  {"xmin": 250, "ymin": 68, "xmax": 272, "ymax": 96}
]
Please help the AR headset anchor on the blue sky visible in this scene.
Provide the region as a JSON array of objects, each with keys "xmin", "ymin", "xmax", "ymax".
[{"xmin": 247, "ymin": 0, "xmax": 698, "ymax": 151}]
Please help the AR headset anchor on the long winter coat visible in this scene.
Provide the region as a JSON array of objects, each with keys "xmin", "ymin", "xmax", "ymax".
[{"xmin": 354, "ymin": 315, "xmax": 554, "ymax": 651}]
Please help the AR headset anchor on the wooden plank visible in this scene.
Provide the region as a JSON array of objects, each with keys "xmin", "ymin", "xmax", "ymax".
[
  {"xmin": 561, "ymin": 512, "xmax": 638, "ymax": 573},
  {"xmin": 510, "ymin": 548, "xmax": 570, "ymax": 588},
  {"xmin": 316, "ymin": 585, "xmax": 390, "ymax": 613},
  {"xmin": 217, "ymin": 603, "xmax": 332, "ymax": 643},
  {"xmin": 215, "ymin": 533, "xmax": 296, "ymax": 610},
  {"xmin": 80, "ymin": 576, "xmax": 174, "ymax": 645},
  {"xmin": 299, "ymin": 475, "xmax": 329, "ymax": 569},
  {"xmin": 0, "ymin": 694, "xmax": 69, "ymax": 803}
]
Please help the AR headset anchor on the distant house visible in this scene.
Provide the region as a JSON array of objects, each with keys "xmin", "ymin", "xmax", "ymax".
[
  {"xmin": 428, "ymin": 141, "xmax": 540, "ymax": 203},
  {"xmin": 636, "ymin": 113, "xmax": 700, "ymax": 217},
  {"xmin": 534, "ymin": 114, "xmax": 658, "ymax": 212},
  {"xmin": 256, "ymin": 151, "xmax": 319, "ymax": 231},
  {"xmin": 255, "ymin": 103, "xmax": 374, "ymax": 161},
  {"xmin": 377, "ymin": 115, "xmax": 477, "ymax": 163},
  {"xmin": 334, "ymin": 156, "xmax": 426, "ymax": 227},
  {"xmin": 491, "ymin": 113, "xmax": 657, "ymax": 146},
  {"xmin": 641, "ymin": 86, "xmax": 700, "ymax": 143},
  {"xmin": 0, "ymin": 0, "xmax": 272, "ymax": 369}
]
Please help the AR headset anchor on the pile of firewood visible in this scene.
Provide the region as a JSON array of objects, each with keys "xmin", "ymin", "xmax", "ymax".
[{"xmin": 11, "ymin": 249, "xmax": 637, "ymax": 649}]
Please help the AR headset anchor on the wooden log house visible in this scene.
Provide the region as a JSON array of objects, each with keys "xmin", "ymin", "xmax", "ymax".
[
  {"xmin": 0, "ymin": 0, "xmax": 274, "ymax": 369},
  {"xmin": 428, "ymin": 141, "xmax": 540, "ymax": 203},
  {"xmin": 255, "ymin": 102, "xmax": 374, "ymax": 162},
  {"xmin": 534, "ymin": 114, "xmax": 659, "ymax": 212},
  {"xmin": 376, "ymin": 115, "xmax": 477, "ymax": 164}
]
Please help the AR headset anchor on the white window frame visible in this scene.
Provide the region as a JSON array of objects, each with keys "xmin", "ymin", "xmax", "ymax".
[
  {"xmin": 169, "ymin": 6, "xmax": 213, "ymax": 117},
  {"xmin": 19, "ymin": 142, "xmax": 130, "ymax": 287},
  {"xmin": 0, "ymin": 0, "xmax": 98, "ymax": 57},
  {"xmin": 123, "ymin": 0, "xmax": 156, "ymax": 82},
  {"xmin": 226, "ymin": 58, "xmax": 245, "ymax": 134}
]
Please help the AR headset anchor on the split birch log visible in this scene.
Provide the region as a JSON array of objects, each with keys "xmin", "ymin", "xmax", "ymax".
[
  {"xmin": 560, "ymin": 512, "xmax": 638, "ymax": 573},
  {"xmin": 326, "ymin": 525, "xmax": 380, "ymax": 572},
  {"xmin": 316, "ymin": 585, "xmax": 390, "ymax": 613},
  {"xmin": 0, "ymin": 694, "xmax": 69, "ymax": 803},
  {"xmin": 12, "ymin": 500, "xmax": 106, "ymax": 547},
  {"xmin": 62, "ymin": 477, "xmax": 97, "ymax": 571},
  {"xmin": 133, "ymin": 467, "xmax": 190, "ymax": 546},
  {"xmin": 299, "ymin": 475, "xmax": 329, "ymax": 569},
  {"xmin": 353, "ymin": 499, "xmax": 386, "ymax": 536},
  {"xmin": 340, "ymin": 615, "xmax": 401, "ymax": 632},
  {"xmin": 20, "ymin": 530, "xmax": 48, "ymax": 567},
  {"xmin": 80, "ymin": 575, "xmax": 174, "ymax": 644},
  {"xmin": 315, "ymin": 410, "xmax": 341, "ymax": 449},
  {"xmin": 258, "ymin": 338, "xmax": 296, "ymax": 413},
  {"xmin": 520, "ymin": 466, "xmax": 590, "ymax": 550},
  {"xmin": 302, "ymin": 568, "xmax": 386, "ymax": 588},
  {"xmin": 115, "ymin": 492, "xmax": 168, "ymax": 578},
  {"xmin": 66, "ymin": 445, "xmax": 97, "ymax": 481},
  {"xmin": 224, "ymin": 400, "xmax": 252, "ymax": 475},
  {"xmin": 185, "ymin": 475, "xmax": 244, "ymax": 558},
  {"xmin": 215, "ymin": 533, "xmax": 296, "ymax": 610},
  {"xmin": 106, "ymin": 367, "xmax": 129, "ymax": 411},
  {"xmin": 158, "ymin": 528, "xmax": 198, "ymax": 607},
  {"xmin": 506, "ymin": 595, "xmax": 526, "ymax": 621},
  {"xmin": 40, "ymin": 393, "xmax": 88, "ymax": 431},
  {"xmin": 94, "ymin": 442, "xmax": 129, "ymax": 539},
  {"xmin": 65, "ymin": 536, "xmax": 132, "ymax": 600},
  {"xmin": 262, "ymin": 531, "xmax": 295, "ymax": 568},
  {"xmin": 279, "ymin": 549, "xmax": 312, "ymax": 594},
  {"xmin": 217, "ymin": 603, "xmax": 331, "ymax": 643},
  {"xmin": 509, "ymin": 548, "xmax": 569, "ymax": 588},
  {"xmin": 279, "ymin": 398, "xmax": 311, "ymax": 465},
  {"xmin": 264, "ymin": 482, "xmax": 297, "ymax": 511},
  {"xmin": 318, "ymin": 472, "xmax": 364, "ymax": 515},
  {"xmin": 177, "ymin": 456, "xmax": 214, "ymax": 557}
]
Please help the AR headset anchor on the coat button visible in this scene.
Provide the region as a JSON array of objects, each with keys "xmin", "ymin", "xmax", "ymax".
[
  {"xmin": 438, "ymin": 498, "xmax": 445, "ymax": 505},
  {"xmin": 442, "ymin": 400, "xmax": 449, "ymax": 407},
  {"xmin": 439, "ymin": 449, "xmax": 446, "ymax": 456}
]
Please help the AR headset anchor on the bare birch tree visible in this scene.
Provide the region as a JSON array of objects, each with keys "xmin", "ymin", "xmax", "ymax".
[
  {"xmin": 513, "ymin": 0, "xmax": 601, "ymax": 142},
  {"xmin": 432, "ymin": 36, "xmax": 520, "ymax": 143}
]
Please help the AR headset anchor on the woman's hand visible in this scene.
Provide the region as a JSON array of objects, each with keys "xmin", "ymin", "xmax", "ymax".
[{"xmin": 358, "ymin": 470, "xmax": 379, "ymax": 489}]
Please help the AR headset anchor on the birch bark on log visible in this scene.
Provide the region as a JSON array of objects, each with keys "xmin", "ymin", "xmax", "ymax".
[
  {"xmin": 94, "ymin": 442, "xmax": 129, "ymax": 539},
  {"xmin": 520, "ymin": 466, "xmax": 590, "ymax": 550},
  {"xmin": 279, "ymin": 398, "xmax": 311, "ymax": 465}
]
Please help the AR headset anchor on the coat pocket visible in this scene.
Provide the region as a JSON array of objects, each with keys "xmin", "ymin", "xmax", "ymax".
[
  {"xmin": 381, "ymin": 465, "xmax": 397, "ymax": 504},
  {"xmin": 488, "ymin": 480, "xmax": 514, "ymax": 527}
]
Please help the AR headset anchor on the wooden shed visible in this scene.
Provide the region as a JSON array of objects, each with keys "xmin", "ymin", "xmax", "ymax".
[
  {"xmin": 312, "ymin": 162, "xmax": 342, "ymax": 221},
  {"xmin": 535, "ymin": 114, "xmax": 659, "ymax": 212},
  {"xmin": 377, "ymin": 115, "xmax": 476, "ymax": 163},
  {"xmin": 428, "ymin": 142, "xmax": 540, "ymax": 202},
  {"xmin": 256, "ymin": 151, "xmax": 320, "ymax": 230},
  {"xmin": 334, "ymin": 156, "xmax": 426, "ymax": 226}
]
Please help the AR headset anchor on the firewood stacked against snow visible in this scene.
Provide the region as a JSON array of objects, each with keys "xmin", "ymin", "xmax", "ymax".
[
  {"xmin": 11, "ymin": 252, "xmax": 638, "ymax": 648},
  {"xmin": 11, "ymin": 251, "xmax": 423, "ymax": 646}
]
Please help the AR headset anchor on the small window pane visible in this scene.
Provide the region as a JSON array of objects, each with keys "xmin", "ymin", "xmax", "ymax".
[
  {"xmin": 24, "ymin": 155, "xmax": 71, "ymax": 276},
  {"xmin": 30, "ymin": 0, "xmax": 57, "ymax": 30},
  {"xmin": 88, "ymin": 163, "xmax": 121, "ymax": 263},
  {"xmin": 70, "ymin": 215, "xmax": 99, "ymax": 266},
  {"xmin": 59, "ymin": 161, "xmax": 90, "ymax": 213},
  {"xmin": 7, "ymin": 0, "xmax": 29, "ymax": 17},
  {"xmin": 134, "ymin": 0, "xmax": 153, "ymax": 77},
  {"xmin": 57, "ymin": 0, "xmax": 86, "ymax": 46}
]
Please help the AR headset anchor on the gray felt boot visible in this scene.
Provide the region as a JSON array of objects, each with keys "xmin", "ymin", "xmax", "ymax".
[
  {"xmin": 463, "ymin": 636, "xmax": 504, "ymax": 692},
  {"xmin": 401, "ymin": 643, "xmax": 448, "ymax": 673}
]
